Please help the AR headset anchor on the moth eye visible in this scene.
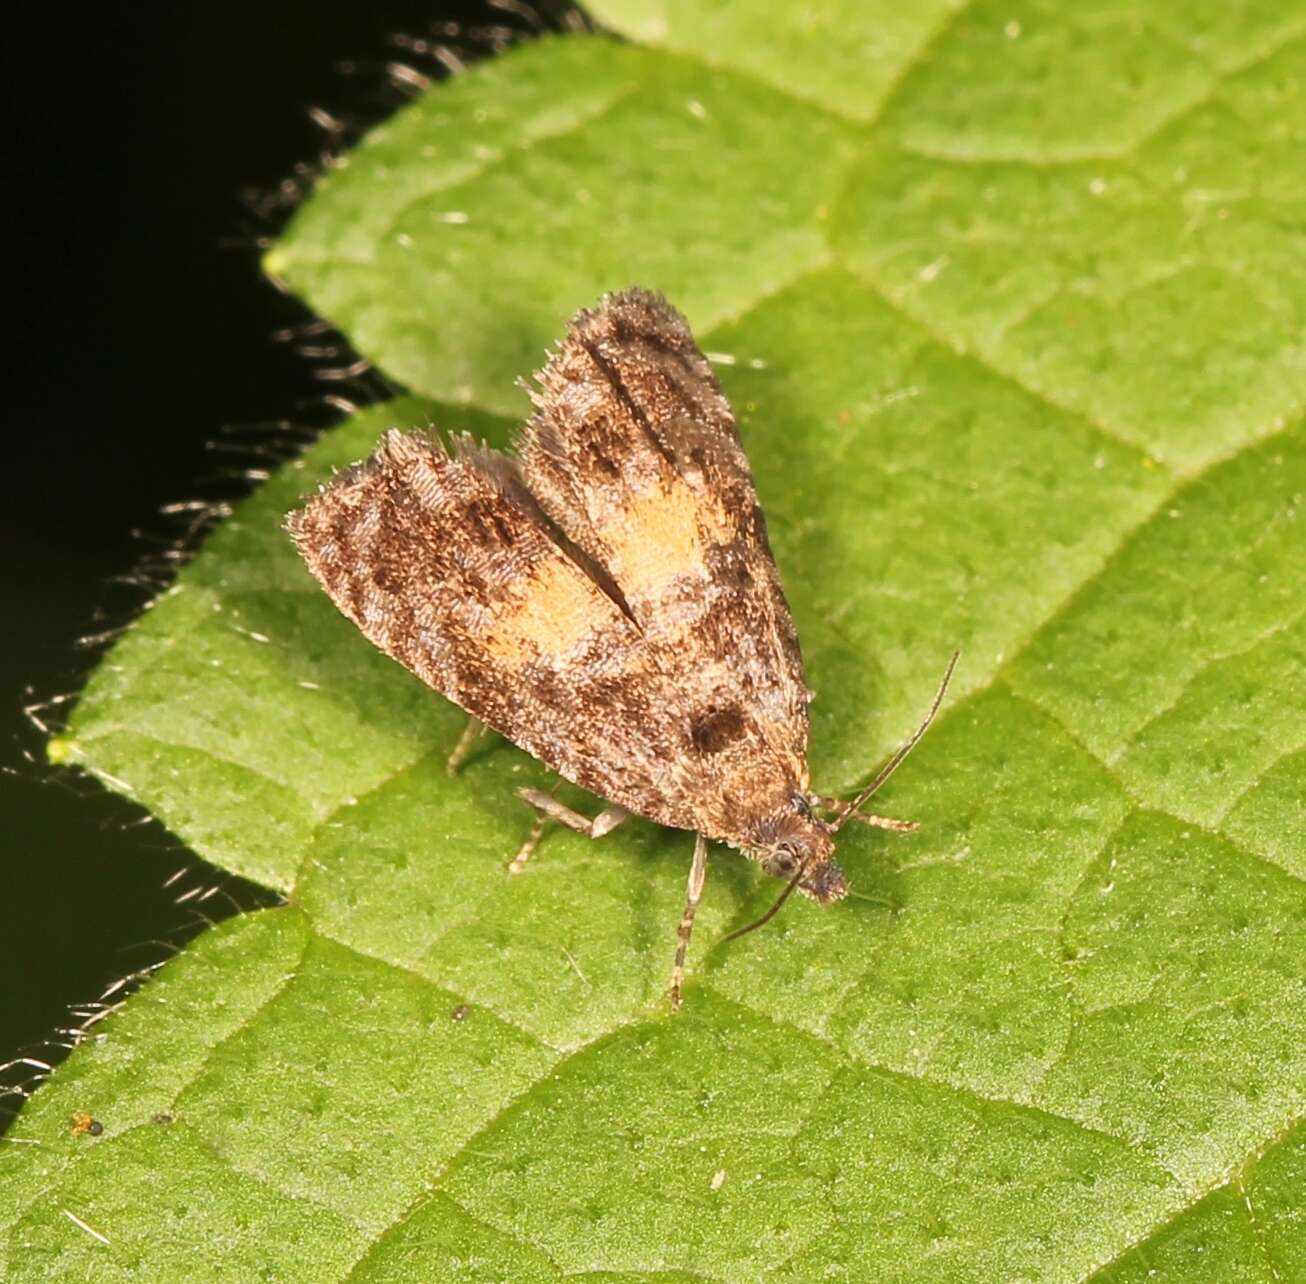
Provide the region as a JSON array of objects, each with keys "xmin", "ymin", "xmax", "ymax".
[{"xmin": 771, "ymin": 842, "xmax": 801, "ymax": 876}]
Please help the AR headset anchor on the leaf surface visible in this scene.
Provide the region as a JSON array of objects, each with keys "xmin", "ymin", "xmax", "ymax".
[{"xmin": 6, "ymin": 3, "xmax": 1304, "ymax": 1280}]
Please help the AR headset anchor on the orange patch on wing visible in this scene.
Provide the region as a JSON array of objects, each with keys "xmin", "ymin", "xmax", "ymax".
[
  {"xmin": 598, "ymin": 475, "xmax": 732, "ymax": 606},
  {"xmin": 484, "ymin": 557, "xmax": 617, "ymax": 664}
]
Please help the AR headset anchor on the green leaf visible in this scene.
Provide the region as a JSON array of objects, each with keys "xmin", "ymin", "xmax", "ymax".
[{"xmin": 7, "ymin": 4, "xmax": 1304, "ymax": 1279}]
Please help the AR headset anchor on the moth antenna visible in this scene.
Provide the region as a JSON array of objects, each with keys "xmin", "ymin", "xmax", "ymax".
[
  {"xmin": 720, "ymin": 856, "xmax": 810, "ymax": 945},
  {"xmin": 831, "ymin": 651, "xmax": 959, "ymax": 834}
]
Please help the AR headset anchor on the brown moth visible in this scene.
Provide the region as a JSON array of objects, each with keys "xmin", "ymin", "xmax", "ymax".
[{"xmin": 286, "ymin": 289, "xmax": 954, "ymax": 1008}]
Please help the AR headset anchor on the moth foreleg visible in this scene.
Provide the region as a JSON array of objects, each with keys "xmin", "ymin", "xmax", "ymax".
[
  {"xmin": 508, "ymin": 788, "xmax": 629, "ymax": 874},
  {"xmin": 446, "ymin": 716, "xmax": 487, "ymax": 777},
  {"xmin": 669, "ymin": 832, "xmax": 709, "ymax": 1013},
  {"xmin": 812, "ymin": 795, "xmax": 919, "ymax": 832}
]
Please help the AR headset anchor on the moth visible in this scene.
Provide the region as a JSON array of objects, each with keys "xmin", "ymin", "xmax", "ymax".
[{"xmin": 287, "ymin": 289, "xmax": 954, "ymax": 1008}]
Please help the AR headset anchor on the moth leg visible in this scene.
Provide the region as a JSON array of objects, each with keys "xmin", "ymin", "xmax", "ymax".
[
  {"xmin": 446, "ymin": 716, "xmax": 487, "ymax": 777},
  {"xmin": 812, "ymin": 795, "xmax": 919, "ymax": 832},
  {"xmin": 508, "ymin": 788, "xmax": 630, "ymax": 875},
  {"xmin": 509, "ymin": 811, "xmax": 551, "ymax": 876},
  {"xmin": 517, "ymin": 788, "xmax": 630, "ymax": 837},
  {"xmin": 669, "ymin": 832, "xmax": 709, "ymax": 1013}
]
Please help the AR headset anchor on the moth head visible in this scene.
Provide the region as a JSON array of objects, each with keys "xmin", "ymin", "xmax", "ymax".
[{"xmin": 751, "ymin": 798, "xmax": 847, "ymax": 905}]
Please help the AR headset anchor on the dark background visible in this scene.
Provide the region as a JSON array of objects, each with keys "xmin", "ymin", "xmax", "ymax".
[{"xmin": 2, "ymin": 1, "xmax": 540, "ymax": 1124}]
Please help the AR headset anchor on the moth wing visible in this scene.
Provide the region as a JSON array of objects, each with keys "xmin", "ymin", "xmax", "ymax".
[
  {"xmin": 286, "ymin": 429, "xmax": 693, "ymax": 823},
  {"xmin": 517, "ymin": 289, "xmax": 811, "ymax": 832}
]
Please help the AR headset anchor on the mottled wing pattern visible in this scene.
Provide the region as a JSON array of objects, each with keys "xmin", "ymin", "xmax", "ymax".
[
  {"xmin": 288, "ymin": 291, "xmax": 812, "ymax": 845},
  {"xmin": 286, "ymin": 429, "xmax": 690, "ymax": 820},
  {"xmin": 518, "ymin": 289, "xmax": 811, "ymax": 837}
]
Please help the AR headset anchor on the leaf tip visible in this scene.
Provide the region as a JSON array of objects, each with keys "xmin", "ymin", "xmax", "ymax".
[
  {"xmin": 263, "ymin": 247, "xmax": 291, "ymax": 280},
  {"xmin": 46, "ymin": 735, "xmax": 77, "ymax": 766}
]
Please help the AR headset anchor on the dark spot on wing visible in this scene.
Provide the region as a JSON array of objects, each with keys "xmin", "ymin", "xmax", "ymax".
[
  {"xmin": 690, "ymin": 705, "xmax": 748, "ymax": 755},
  {"xmin": 371, "ymin": 562, "xmax": 402, "ymax": 592}
]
